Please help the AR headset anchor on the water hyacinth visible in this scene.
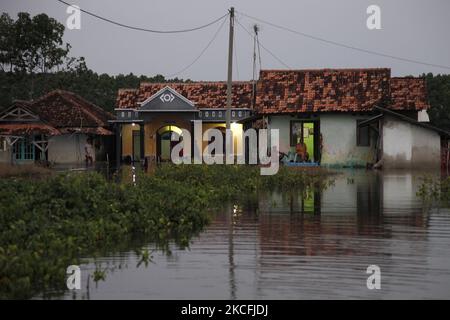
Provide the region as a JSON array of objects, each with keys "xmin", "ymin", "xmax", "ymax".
[{"xmin": 0, "ymin": 164, "xmax": 333, "ymax": 299}]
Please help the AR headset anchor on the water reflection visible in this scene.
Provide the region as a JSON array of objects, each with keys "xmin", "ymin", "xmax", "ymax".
[{"xmin": 54, "ymin": 169, "xmax": 450, "ymax": 300}]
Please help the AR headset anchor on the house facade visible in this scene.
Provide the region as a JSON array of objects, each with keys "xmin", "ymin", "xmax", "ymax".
[
  {"xmin": 255, "ymin": 68, "xmax": 444, "ymax": 169},
  {"xmin": 112, "ymin": 82, "xmax": 253, "ymax": 163},
  {"xmin": 0, "ymin": 90, "xmax": 114, "ymax": 165},
  {"xmin": 113, "ymin": 68, "xmax": 445, "ymax": 170}
]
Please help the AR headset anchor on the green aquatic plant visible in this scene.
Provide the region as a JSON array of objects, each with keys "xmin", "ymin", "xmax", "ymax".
[
  {"xmin": 92, "ymin": 265, "xmax": 107, "ymax": 283},
  {"xmin": 0, "ymin": 165, "xmax": 335, "ymax": 299},
  {"xmin": 136, "ymin": 248, "xmax": 154, "ymax": 268},
  {"xmin": 417, "ymin": 175, "xmax": 450, "ymax": 205}
]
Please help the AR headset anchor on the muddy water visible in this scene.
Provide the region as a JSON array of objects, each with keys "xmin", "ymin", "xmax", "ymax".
[{"xmin": 57, "ymin": 170, "xmax": 450, "ymax": 299}]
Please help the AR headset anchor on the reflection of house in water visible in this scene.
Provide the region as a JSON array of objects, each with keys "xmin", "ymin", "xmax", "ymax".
[{"xmin": 255, "ymin": 171, "xmax": 432, "ymax": 258}]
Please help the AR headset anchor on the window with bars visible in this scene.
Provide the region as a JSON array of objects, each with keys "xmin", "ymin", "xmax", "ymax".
[{"xmin": 13, "ymin": 138, "xmax": 35, "ymax": 160}]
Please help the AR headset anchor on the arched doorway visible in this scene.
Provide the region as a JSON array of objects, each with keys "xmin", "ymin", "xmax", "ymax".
[{"xmin": 156, "ymin": 125, "xmax": 183, "ymax": 162}]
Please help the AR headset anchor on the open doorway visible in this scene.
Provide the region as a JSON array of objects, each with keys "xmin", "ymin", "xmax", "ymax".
[
  {"xmin": 156, "ymin": 125, "xmax": 183, "ymax": 162},
  {"xmin": 290, "ymin": 120, "xmax": 321, "ymax": 163}
]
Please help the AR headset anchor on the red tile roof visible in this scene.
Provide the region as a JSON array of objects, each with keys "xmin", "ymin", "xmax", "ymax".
[
  {"xmin": 0, "ymin": 90, "xmax": 114, "ymax": 136},
  {"xmin": 117, "ymin": 82, "xmax": 254, "ymax": 109},
  {"xmin": 0, "ymin": 123, "xmax": 60, "ymax": 136},
  {"xmin": 115, "ymin": 68, "xmax": 429, "ymax": 114},
  {"xmin": 390, "ymin": 77, "xmax": 429, "ymax": 111},
  {"xmin": 117, "ymin": 89, "xmax": 139, "ymax": 109},
  {"xmin": 30, "ymin": 90, "xmax": 114, "ymax": 128},
  {"xmin": 256, "ymin": 68, "xmax": 391, "ymax": 113}
]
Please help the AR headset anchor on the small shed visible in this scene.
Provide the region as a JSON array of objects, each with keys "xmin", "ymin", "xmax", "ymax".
[{"xmin": 359, "ymin": 106, "xmax": 450, "ymax": 169}]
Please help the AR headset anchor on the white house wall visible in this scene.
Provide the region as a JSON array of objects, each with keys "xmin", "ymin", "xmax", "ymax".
[
  {"xmin": 268, "ymin": 115, "xmax": 295, "ymax": 155},
  {"xmin": 320, "ymin": 114, "xmax": 376, "ymax": 167},
  {"xmin": 269, "ymin": 114, "xmax": 376, "ymax": 167},
  {"xmin": 48, "ymin": 134, "xmax": 92, "ymax": 164},
  {"xmin": 0, "ymin": 146, "xmax": 11, "ymax": 163},
  {"xmin": 382, "ymin": 116, "xmax": 440, "ymax": 169}
]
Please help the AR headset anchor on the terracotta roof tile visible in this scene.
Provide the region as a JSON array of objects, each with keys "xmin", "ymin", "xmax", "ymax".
[
  {"xmin": 390, "ymin": 77, "xmax": 428, "ymax": 110},
  {"xmin": 256, "ymin": 68, "xmax": 391, "ymax": 113},
  {"xmin": 0, "ymin": 123, "xmax": 60, "ymax": 136},
  {"xmin": 30, "ymin": 90, "xmax": 114, "ymax": 128},
  {"xmin": 117, "ymin": 82, "xmax": 253, "ymax": 109},
  {"xmin": 0, "ymin": 90, "xmax": 114, "ymax": 136},
  {"xmin": 117, "ymin": 89, "xmax": 139, "ymax": 109},
  {"xmin": 115, "ymin": 68, "xmax": 430, "ymax": 113}
]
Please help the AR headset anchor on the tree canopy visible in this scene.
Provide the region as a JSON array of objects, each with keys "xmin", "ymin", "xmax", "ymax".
[
  {"xmin": 424, "ymin": 73, "xmax": 450, "ymax": 130},
  {"xmin": 0, "ymin": 12, "xmax": 71, "ymax": 73}
]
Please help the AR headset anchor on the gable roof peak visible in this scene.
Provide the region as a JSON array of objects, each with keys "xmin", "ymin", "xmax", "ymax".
[{"xmin": 139, "ymin": 85, "xmax": 195, "ymax": 107}]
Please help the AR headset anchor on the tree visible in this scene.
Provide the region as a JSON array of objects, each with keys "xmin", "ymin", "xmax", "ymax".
[
  {"xmin": 0, "ymin": 12, "xmax": 70, "ymax": 73},
  {"xmin": 0, "ymin": 12, "xmax": 188, "ymax": 111},
  {"xmin": 425, "ymin": 73, "xmax": 450, "ymax": 131}
]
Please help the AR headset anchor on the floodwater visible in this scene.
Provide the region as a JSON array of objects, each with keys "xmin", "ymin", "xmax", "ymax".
[{"xmin": 55, "ymin": 169, "xmax": 450, "ymax": 299}]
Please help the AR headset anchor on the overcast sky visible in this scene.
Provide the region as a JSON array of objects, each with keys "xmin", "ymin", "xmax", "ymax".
[{"xmin": 1, "ymin": 0, "xmax": 450, "ymax": 80}]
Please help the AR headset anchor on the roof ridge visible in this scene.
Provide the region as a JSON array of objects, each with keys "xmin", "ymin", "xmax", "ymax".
[
  {"xmin": 139, "ymin": 81, "xmax": 252, "ymax": 86},
  {"xmin": 260, "ymin": 68, "xmax": 391, "ymax": 72},
  {"xmin": 61, "ymin": 91, "xmax": 114, "ymax": 120},
  {"xmin": 58, "ymin": 93, "xmax": 106, "ymax": 127}
]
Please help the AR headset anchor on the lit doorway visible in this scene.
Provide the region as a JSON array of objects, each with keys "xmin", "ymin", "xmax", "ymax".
[
  {"xmin": 290, "ymin": 120, "xmax": 321, "ymax": 163},
  {"xmin": 156, "ymin": 125, "xmax": 183, "ymax": 162}
]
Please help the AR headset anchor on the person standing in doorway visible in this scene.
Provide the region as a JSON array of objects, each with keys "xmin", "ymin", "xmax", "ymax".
[{"xmin": 85, "ymin": 137, "xmax": 94, "ymax": 166}]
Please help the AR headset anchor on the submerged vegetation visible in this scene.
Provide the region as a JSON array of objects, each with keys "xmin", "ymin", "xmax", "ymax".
[
  {"xmin": 0, "ymin": 164, "xmax": 334, "ymax": 299},
  {"xmin": 417, "ymin": 175, "xmax": 450, "ymax": 205}
]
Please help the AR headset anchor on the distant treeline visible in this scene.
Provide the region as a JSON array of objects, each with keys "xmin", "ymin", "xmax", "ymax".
[{"xmin": 0, "ymin": 70, "xmax": 188, "ymax": 113}]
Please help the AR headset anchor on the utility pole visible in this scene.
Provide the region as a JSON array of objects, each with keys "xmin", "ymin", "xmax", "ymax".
[
  {"xmin": 251, "ymin": 24, "xmax": 259, "ymax": 108},
  {"xmin": 225, "ymin": 7, "xmax": 234, "ymax": 130}
]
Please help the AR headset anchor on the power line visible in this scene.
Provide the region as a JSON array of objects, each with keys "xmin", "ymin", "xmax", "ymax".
[
  {"xmin": 166, "ymin": 16, "xmax": 227, "ymax": 78},
  {"xmin": 235, "ymin": 17, "xmax": 291, "ymax": 69},
  {"xmin": 56, "ymin": 0, "xmax": 228, "ymax": 34},
  {"xmin": 238, "ymin": 11, "xmax": 450, "ymax": 71}
]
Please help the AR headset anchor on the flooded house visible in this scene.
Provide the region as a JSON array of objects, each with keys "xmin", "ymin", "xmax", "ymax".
[
  {"xmin": 0, "ymin": 90, "xmax": 114, "ymax": 165},
  {"xmin": 256, "ymin": 68, "xmax": 448, "ymax": 169},
  {"xmin": 113, "ymin": 67, "xmax": 447, "ymax": 170},
  {"xmin": 112, "ymin": 82, "xmax": 253, "ymax": 163}
]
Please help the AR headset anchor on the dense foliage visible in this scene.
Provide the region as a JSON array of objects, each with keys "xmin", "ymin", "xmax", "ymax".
[
  {"xmin": 0, "ymin": 165, "xmax": 333, "ymax": 299},
  {"xmin": 424, "ymin": 73, "xmax": 450, "ymax": 130}
]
